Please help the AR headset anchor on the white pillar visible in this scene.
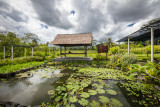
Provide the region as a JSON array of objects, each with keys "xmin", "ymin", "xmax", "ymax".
[
  {"xmin": 11, "ymin": 46, "xmax": 13, "ymax": 60},
  {"xmin": 151, "ymin": 27, "xmax": 154, "ymax": 62},
  {"xmin": 3, "ymin": 46, "xmax": 5, "ymax": 60},
  {"xmin": 128, "ymin": 37, "xmax": 130, "ymax": 54},
  {"xmin": 49, "ymin": 47, "xmax": 50, "ymax": 56},
  {"xmin": 25, "ymin": 48, "xmax": 26, "ymax": 57},
  {"xmin": 32, "ymin": 47, "xmax": 33, "ymax": 57}
]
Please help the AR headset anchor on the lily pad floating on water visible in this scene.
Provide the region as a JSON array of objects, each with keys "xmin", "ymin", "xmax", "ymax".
[
  {"xmin": 106, "ymin": 89, "xmax": 117, "ymax": 95},
  {"xmin": 80, "ymin": 92, "xmax": 90, "ymax": 98},
  {"xmin": 69, "ymin": 96, "xmax": 78, "ymax": 103},
  {"xmin": 88, "ymin": 90, "xmax": 97, "ymax": 95},
  {"xmin": 78, "ymin": 98, "xmax": 89, "ymax": 106},
  {"xmin": 48, "ymin": 90, "xmax": 55, "ymax": 95},
  {"xmin": 87, "ymin": 100, "xmax": 100, "ymax": 107},
  {"xmin": 109, "ymin": 98, "xmax": 123, "ymax": 107},
  {"xmin": 96, "ymin": 88, "xmax": 105, "ymax": 94},
  {"xmin": 66, "ymin": 104, "xmax": 75, "ymax": 107},
  {"xmin": 99, "ymin": 96, "xmax": 110, "ymax": 104}
]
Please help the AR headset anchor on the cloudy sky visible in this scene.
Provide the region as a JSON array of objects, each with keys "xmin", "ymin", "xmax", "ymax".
[{"xmin": 0, "ymin": 0, "xmax": 160, "ymax": 43}]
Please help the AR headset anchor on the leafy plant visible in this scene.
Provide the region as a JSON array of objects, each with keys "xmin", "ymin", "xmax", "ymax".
[
  {"xmin": 106, "ymin": 89, "xmax": 117, "ymax": 95},
  {"xmin": 80, "ymin": 92, "xmax": 90, "ymax": 98},
  {"xmin": 88, "ymin": 90, "xmax": 97, "ymax": 95},
  {"xmin": 99, "ymin": 96, "xmax": 110, "ymax": 103},
  {"xmin": 69, "ymin": 96, "xmax": 78, "ymax": 103},
  {"xmin": 78, "ymin": 98, "xmax": 89, "ymax": 106}
]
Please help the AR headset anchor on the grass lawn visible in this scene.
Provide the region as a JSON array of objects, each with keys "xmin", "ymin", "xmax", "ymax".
[{"xmin": 0, "ymin": 61, "xmax": 44, "ymax": 74}]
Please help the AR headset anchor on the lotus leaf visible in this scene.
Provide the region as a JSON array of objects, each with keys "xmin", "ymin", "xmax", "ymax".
[
  {"xmin": 80, "ymin": 92, "xmax": 90, "ymax": 98},
  {"xmin": 69, "ymin": 96, "xmax": 78, "ymax": 103},
  {"xmin": 88, "ymin": 90, "xmax": 97, "ymax": 95},
  {"xmin": 48, "ymin": 90, "xmax": 55, "ymax": 95},
  {"xmin": 99, "ymin": 96, "xmax": 110, "ymax": 103},
  {"xmin": 96, "ymin": 88, "xmax": 105, "ymax": 94},
  {"xmin": 66, "ymin": 104, "xmax": 75, "ymax": 107},
  {"xmin": 106, "ymin": 89, "xmax": 117, "ymax": 95},
  {"xmin": 87, "ymin": 100, "xmax": 100, "ymax": 107},
  {"xmin": 78, "ymin": 98, "xmax": 89, "ymax": 106},
  {"xmin": 109, "ymin": 98, "xmax": 123, "ymax": 107},
  {"xmin": 54, "ymin": 95, "xmax": 62, "ymax": 102}
]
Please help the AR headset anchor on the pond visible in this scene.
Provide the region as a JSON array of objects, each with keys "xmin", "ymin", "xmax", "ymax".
[
  {"xmin": 0, "ymin": 66, "xmax": 159, "ymax": 107},
  {"xmin": 0, "ymin": 66, "xmax": 75, "ymax": 106}
]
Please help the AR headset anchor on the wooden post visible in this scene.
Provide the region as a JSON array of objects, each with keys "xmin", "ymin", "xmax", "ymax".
[
  {"xmin": 49, "ymin": 47, "xmax": 50, "ymax": 56},
  {"xmin": 151, "ymin": 27, "xmax": 154, "ymax": 62},
  {"xmin": 64, "ymin": 46, "xmax": 66, "ymax": 57},
  {"xmin": 128, "ymin": 37, "xmax": 130, "ymax": 54},
  {"xmin": 32, "ymin": 47, "xmax": 33, "ymax": 57},
  {"xmin": 11, "ymin": 46, "xmax": 13, "ymax": 60},
  {"xmin": 25, "ymin": 48, "xmax": 26, "ymax": 57},
  {"xmin": 3, "ymin": 46, "xmax": 5, "ymax": 60},
  {"xmin": 60, "ymin": 46, "xmax": 62, "ymax": 57},
  {"xmin": 85, "ymin": 46, "xmax": 87, "ymax": 57}
]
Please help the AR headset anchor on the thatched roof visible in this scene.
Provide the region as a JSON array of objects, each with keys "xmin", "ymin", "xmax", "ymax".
[{"xmin": 51, "ymin": 33, "xmax": 92, "ymax": 46}]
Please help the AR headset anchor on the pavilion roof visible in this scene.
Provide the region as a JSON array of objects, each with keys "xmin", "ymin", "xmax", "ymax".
[
  {"xmin": 117, "ymin": 18, "xmax": 160, "ymax": 42},
  {"xmin": 51, "ymin": 32, "xmax": 93, "ymax": 46}
]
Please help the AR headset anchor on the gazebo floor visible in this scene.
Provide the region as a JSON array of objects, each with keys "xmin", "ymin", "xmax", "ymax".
[{"xmin": 53, "ymin": 57, "xmax": 93, "ymax": 62}]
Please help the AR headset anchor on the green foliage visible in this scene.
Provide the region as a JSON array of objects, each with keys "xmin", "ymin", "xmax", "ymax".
[
  {"xmin": 129, "ymin": 61, "xmax": 160, "ymax": 80},
  {"xmin": 99, "ymin": 96, "xmax": 110, "ymax": 104},
  {"xmin": 78, "ymin": 98, "xmax": 89, "ymax": 106},
  {"xmin": 109, "ymin": 98, "xmax": 123, "ymax": 107},
  {"xmin": 0, "ymin": 61, "xmax": 43, "ymax": 74},
  {"xmin": 108, "ymin": 46, "xmax": 119, "ymax": 55},
  {"xmin": 0, "ymin": 56, "xmax": 44, "ymax": 67},
  {"xmin": 69, "ymin": 96, "xmax": 78, "ymax": 103},
  {"xmin": 110, "ymin": 54, "xmax": 121, "ymax": 64},
  {"xmin": 120, "ymin": 53, "xmax": 137, "ymax": 69},
  {"xmin": 106, "ymin": 89, "xmax": 117, "ymax": 95}
]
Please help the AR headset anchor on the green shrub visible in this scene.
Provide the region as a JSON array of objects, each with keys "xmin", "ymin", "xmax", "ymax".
[
  {"xmin": 110, "ymin": 54, "xmax": 121, "ymax": 64},
  {"xmin": 95, "ymin": 53, "xmax": 106, "ymax": 61},
  {"xmin": 120, "ymin": 53, "xmax": 137, "ymax": 68},
  {"xmin": 108, "ymin": 46, "xmax": 118, "ymax": 55},
  {"xmin": 0, "ymin": 56, "xmax": 44, "ymax": 67}
]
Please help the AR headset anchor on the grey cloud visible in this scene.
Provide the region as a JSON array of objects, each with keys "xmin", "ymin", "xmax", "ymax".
[
  {"xmin": 73, "ymin": 0, "xmax": 105, "ymax": 32},
  {"xmin": 106, "ymin": 0, "xmax": 160, "ymax": 23},
  {"xmin": 31, "ymin": 0, "xmax": 73, "ymax": 30},
  {"xmin": 0, "ymin": 1, "xmax": 28, "ymax": 22}
]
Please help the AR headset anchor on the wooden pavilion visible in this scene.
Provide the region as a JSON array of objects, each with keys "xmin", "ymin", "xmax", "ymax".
[{"xmin": 51, "ymin": 32, "xmax": 93, "ymax": 58}]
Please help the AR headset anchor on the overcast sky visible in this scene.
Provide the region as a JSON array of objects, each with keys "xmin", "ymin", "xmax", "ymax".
[{"xmin": 0, "ymin": 0, "xmax": 160, "ymax": 43}]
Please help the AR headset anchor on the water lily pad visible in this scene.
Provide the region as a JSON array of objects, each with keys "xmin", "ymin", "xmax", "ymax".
[
  {"xmin": 99, "ymin": 96, "xmax": 110, "ymax": 103},
  {"xmin": 106, "ymin": 89, "xmax": 117, "ymax": 95},
  {"xmin": 66, "ymin": 104, "xmax": 75, "ymax": 107},
  {"xmin": 109, "ymin": 98, "xmax": 123, "ymax": 107},
  {"xmin": 87, "ymin": 100, "xmax": 100, "ymax": 107},
  {"xmin": 88, "ymin": 90, "xmax": 97, "ymax": 95},
  {"xmin": 78, "ymin": 98, "xmax": 89, "ymax": 106},
  {"xmin": 69, "ymin": 96, "xmax": 78, "ymax": 103},
  {"xmin": 48, "ymin": 90, "xmax": 55, "ymax": 95},
  {"xmin": 80, "ymin": 92, "xmax": 90, "ymax": 98},
  {"xmin": 54, "ymin": 95, "xmax": 62, "ymax": 102},
  {"xmin": 96, "ymin": 88, "xmax": 105, "ymax": 94}
]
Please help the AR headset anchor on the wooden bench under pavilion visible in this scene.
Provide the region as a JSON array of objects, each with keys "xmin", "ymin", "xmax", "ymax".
[{"xmin": 51, "ymin": 33, "xmax": 93, "ymax": 60}]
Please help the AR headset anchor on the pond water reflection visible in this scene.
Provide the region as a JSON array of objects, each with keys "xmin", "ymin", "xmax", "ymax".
[{"xmin": 0, "ymin": 67, "xmax": 73, "ymax": 106}]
